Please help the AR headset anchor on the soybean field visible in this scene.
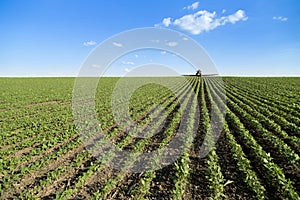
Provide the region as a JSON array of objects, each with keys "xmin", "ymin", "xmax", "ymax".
[{"xmin": 0, "ymin": 77, "xmax": 299, "ymax": 199}]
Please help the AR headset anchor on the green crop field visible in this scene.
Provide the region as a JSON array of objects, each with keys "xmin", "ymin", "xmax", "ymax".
[{"xmin": 0, "ymin": 77, "xmax": 299, "ymax": 199}]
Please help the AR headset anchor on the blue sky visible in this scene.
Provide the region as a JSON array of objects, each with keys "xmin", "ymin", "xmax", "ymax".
[{"xmin": 0, "ymin": 0, "xmax": 299, "ymax": 76}]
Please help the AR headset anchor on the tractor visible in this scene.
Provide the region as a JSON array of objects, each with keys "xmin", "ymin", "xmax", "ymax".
[{"xmin": 196, "ymin": 69, "xmax": 202, "ymax": 77}]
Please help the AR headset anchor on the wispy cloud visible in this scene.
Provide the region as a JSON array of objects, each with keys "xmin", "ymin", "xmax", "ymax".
[
  {"xmin": 124, "ymin": 68, "xmax": 130, "ymax": 72},
  {"xmin": 273, "ymin": 16, "xmax": 288, "ymax": 22},
  {"xmin": 91, "ymin": 64, "xmax": 100, "ymax": 68},
  {"xmin": 83, "ymin": 40, "xmax": 97, "ymax": 46},
  {"xmin": 160, "ymin": 51, "xmax": 167, "ymax": 55},
  {"xmin": 159, "ymin": 9, "xmax": 248, "ymax": 35},
  {"xmin": 166, "ymin": 41, "xmax": 178, "ymax": 47},
  {"xmin": 113, "ymin": 42, "xmax": 123, "ymax": 47},
  {"xmin": 150, "ymin": 39, "xmax": 160, "ymax": 43},
  {"xmin": 183, "ymin": 2, "xmax": 199, "ymax": 10},
  {"xmin": 163, "ymin": 17, "xmax": 172, "ymax": 27},
  {"xmin": 122, "ymin": 61, "xmax": 135, "ymax": 65}
]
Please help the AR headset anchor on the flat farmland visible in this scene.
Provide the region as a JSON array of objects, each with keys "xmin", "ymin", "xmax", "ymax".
[{"xmin": 0, "ymin": 77, "xmax": 299, "ymax": 199}]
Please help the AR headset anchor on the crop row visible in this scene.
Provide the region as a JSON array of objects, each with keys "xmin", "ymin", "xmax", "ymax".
[{"xmin": 205, "ymin": 77, "xmax": 299, "ymax": 199}]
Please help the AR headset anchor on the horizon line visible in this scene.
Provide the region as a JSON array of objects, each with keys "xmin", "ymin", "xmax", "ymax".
[{"xmin": 1, "ymin": 75, "xmax": 300, "ymax": 78}]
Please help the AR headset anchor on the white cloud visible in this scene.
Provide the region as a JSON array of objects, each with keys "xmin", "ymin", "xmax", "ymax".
[
  {"xmin": 163, "ymin": 17, "xmax": 172, "ymax": 27},
  {"xmin": 160, "ymin": 9, "xmax": 248, "ymax": 35},
  {"xmin": 222, "ymin": 9, "xmax": 226, "ymax": 14},
  {"xmin": 91, "ymin": 64, "xmax": 100, "ymax": 68},
  {"xmin": 113, "ymin": 42, "xmax": 123, "ymax": 47},
  {"xmin": 124, "ymin": 68, "xmax": 130, "ymax": 72},
  {"xmin": 273, "ymin": 16, "xmax": 288, "ymax": 22},
  {"xmin": 183, "ymin": 2, "xmax": 199, "ymax": 10},
  {"xmin": 182, "ymin": 37, "xmax": 189, "ymax": 41},
  {"xmin": 166, "ymin": 41, "xmax": 178, "ymax": 47},
  {"xmin": 226, "ymin": 10, "xmax": 248, "ymax": 24},
  {"xmin": 160, "ymin": 51, "xmax": 167, "ymax": 55},
  {"xmin": 83, "ymin": 41, "xmax": 97, "ymax": 46},
  {"xmin": 122, "ymin": 61, "xmax": 135, "ymax": 65},
  {"xmin": 134, "ymin": 54, "xmax": 139, "ymax": 58},
  {"xmin": 154, "ymin": 23, "xmax": 160, "ymax": 27},
  {"xmin": 150, "ymin": 39, "xmax": 160, "ymax": 43}
]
